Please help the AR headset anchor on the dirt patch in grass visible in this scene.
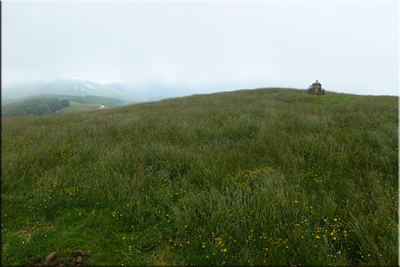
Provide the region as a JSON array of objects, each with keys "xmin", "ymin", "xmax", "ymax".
[
  {"xmin": 147, "ymin": 244, "xmax": 174, "ymax": 266},
  {"xmin": 19, "ymin": 250, "xmax": 89, "ymax": 266}
]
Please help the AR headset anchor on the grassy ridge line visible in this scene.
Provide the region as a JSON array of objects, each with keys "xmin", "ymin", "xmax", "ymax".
[
  {"xmin": 1, "ymin": 88, "xmax": 398, "ymax": 266},
  {"xmin": 2, "ymin": 94, "xmax": 135, "ymax": 108},
  {"xmin": 2, "ymin": 99, "xmax": 108, "ymax": 117},
  {"xmin": 2, "ymin": 93, "xmax": 160, "ymax": 106}
]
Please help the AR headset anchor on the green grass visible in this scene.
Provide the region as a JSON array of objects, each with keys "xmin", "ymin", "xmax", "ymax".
[
  {"xmin": 55, "ymin": 101, "xmax": 111, "ymax": 114},
  {"xmin": 1, "ymin": 88, "xmax": 398, "ymax": 266}
]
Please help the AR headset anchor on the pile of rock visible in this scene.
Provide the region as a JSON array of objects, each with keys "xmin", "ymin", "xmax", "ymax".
[
  {"xmin": 312, "ymin": 80, "xmax": 322, "ymax": 95},
  {"xmin": 19, "ymin": 250, "xmax": 88, "ymax": 266}
]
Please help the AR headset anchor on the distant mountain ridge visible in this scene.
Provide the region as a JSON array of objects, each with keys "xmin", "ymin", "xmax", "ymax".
[
  {"xmin": 2, "ymin": 79, "xmax": 167, "ymax": 103},
  {"xmin": 1, "ymin": 94, "xmax": 136, "ymax": 107},
  {"xmin": 2, "ymin": 79, "xmax": 116, "ymax": 97}
]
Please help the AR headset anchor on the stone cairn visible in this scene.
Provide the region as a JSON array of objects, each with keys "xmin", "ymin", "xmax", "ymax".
[{"xmin": 312, "ymin": 80, "xmax": 322, "ymax": 95}]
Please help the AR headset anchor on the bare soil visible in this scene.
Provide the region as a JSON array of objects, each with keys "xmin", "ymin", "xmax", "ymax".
[{"xmin": 19, "ymin": 250, "xmax": 88, "ymax": 266}]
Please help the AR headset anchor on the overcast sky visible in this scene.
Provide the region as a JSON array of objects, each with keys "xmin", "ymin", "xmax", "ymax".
[{"xmin": 2, "ymin": 0, "xmax": 399, "ymax": 96}]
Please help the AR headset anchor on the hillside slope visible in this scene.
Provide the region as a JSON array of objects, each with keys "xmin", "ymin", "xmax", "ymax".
[
  {"xmin": 1, "ymin": 97, "xmax": 65, "ymax": 117},
  {"xmin": 1, "ymin": 88, "xmax": 398, "ymax": 266}
]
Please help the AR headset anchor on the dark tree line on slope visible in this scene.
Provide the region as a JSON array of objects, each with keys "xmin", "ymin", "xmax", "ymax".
[{"xmin": 1, "ymin": 97, "xmax": 70, "ymax": 117}]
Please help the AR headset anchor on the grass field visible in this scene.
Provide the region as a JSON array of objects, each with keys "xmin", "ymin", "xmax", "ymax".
[
  {"xmin": 55, "ymin": 102, "xmax": 111, "ymax": 114},
  {"xmin": 1, "ymin": 88, "xmax": 398, "ymax": 266}
]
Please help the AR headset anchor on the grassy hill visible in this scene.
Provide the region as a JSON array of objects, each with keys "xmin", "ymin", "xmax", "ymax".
[
  {"xmin": 2, "ymin": 95, "xmax": 124, "ymax": 118},
  {"xmin": 1, "ymin": 97, "xmax": 65, "ymax": 117},
  {"xmin": 1, "ymin": 98, "xmax": 102, "ymax": 118},
  {"xmin": 1, "ymin": 88, "xmax": 398, "ymax": 266}
]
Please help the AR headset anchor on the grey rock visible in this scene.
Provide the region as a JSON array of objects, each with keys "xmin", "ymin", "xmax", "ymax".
[
  {"xmin": 75, "ymin": 256, "xmax": 83, "ymax": 263},
  {"xmin": 43, "ymin": 252, "xmax": 56, "ymax": 266},
  {"xmin": 72, "ymin": 250, "xmax": 84, "ymax": 257}
]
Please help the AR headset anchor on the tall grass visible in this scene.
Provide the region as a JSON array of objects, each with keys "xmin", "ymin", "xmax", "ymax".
[{"xmin": 1, "ymin": 88, "xmax": 398, "ymax": 266}]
